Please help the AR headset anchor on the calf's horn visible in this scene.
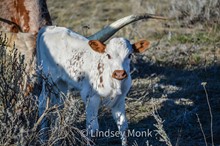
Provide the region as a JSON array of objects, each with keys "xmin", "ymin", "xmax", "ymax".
[{"xmin": 88, "ymin": 13, "xmax": 168, "ymax": 42}]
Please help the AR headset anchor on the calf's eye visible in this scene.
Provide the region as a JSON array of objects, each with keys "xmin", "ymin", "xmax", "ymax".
[{"xmin": 107, "ymin": 54, "xmax": 111, "ymax": 59}]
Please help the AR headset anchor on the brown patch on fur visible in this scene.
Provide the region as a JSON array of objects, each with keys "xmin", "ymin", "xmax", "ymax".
[
  {"xmin": 97, "ymin": 63, "xmax": 101, "ymax": 70},
  {"xmin": 67, "ymin": 52, "xmax": 85, "ymax": 82},
  {"xmin": 16, "ymin": 0, "xmax": 30, "ymax": 32},
  {"xmin": 97, "ymin": 62, "xmax": 104, "ymax": 75},
  {"xmin": 97, "ymin": 62, "xmax": 105, "ymax": 88},
  {"xmin": 98, "ymin": 76, "xmax": 104, "ymax": 88},
  {"xmin": 100, "ymin": 76, "xmax": 103, "ymax": 83}
]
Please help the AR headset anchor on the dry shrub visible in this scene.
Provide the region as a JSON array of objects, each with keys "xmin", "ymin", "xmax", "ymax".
[
  {"xmin": 0, "ymin": 34, "xmax": 89, "ymax": 145},
  {"xmin": 170, "ymin": 0, "xmax": 220, "ymax": 25},
  {"xmin": 0, "ymin": 33, "xmax": 38, "ymax": 145}
]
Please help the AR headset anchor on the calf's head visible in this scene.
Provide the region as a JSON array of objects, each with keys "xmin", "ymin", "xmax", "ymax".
[{"xmin": 89, "ymin": 38, "xmax": 150, "ymax": 80}]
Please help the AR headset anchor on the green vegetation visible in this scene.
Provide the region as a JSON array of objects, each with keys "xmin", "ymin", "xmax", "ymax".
[{"xmin": 169, "ymin": 31, "xmax": 220, "ymax": 45}]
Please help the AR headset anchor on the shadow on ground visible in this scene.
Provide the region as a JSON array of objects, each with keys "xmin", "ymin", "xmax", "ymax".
[{"xmin": 92, "ymin": 59, "xmax": 220, "ymax": 146}]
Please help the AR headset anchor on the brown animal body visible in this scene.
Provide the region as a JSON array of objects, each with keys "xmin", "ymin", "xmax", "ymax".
[
  {"xmin": 0, "ymin": 0, "xmax": 52, "ymax": 92},
  {"xmin": 0, "ymin": 0, "xmax": 52, "ymax": 33},
  {"xmin": 0, "ymin": 0, "xmax": 52, "ymax": 76}
]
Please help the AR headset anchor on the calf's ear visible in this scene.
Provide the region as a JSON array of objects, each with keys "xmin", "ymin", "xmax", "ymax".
[
  {"xmin": 88, "ymin": 40, "xmax": 106, "ymax": 53},
  {"xmin": 132, "ymin": 40, "xmax": 150, "ymax": 53}
]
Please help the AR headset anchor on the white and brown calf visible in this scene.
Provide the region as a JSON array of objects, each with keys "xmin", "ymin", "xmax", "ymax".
[{"xmin": 37, "ymin": 26, "xmax": 150, "ymax": 145}]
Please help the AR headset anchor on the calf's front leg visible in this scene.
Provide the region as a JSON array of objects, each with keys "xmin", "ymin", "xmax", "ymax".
[
  {"xmin": 85, "ymin": 94, "xmax": 100, "ymax": 138},
  {"xmin": 111, "ymin": 96, "xmax": 128, "ymax": 146}
]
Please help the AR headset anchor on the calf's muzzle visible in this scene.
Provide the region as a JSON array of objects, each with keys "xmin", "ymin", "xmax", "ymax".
[{"xmin": 112, "ymin": 70, "xmax": 128, "ymax": 80}]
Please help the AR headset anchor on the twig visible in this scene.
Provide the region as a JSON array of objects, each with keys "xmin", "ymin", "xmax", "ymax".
[
  {"xmin": 152, "ymin": 107, "xmax": 172, "ymax": 146},
  {"xmin": 196, "ymin": 114, "xmax": 208, "ymax": 146},
  {"xmin": 201, "ymin": 82, "xmax": 214, "ymax": 146},
  {"xmin": 32, "ymin": 97, "xmax": 57, "ymax": 131}
]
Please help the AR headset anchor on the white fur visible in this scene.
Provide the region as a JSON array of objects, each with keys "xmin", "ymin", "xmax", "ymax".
[{"xmin": 37, "ymin": 26, "xmax": 134, "ymax": 145}]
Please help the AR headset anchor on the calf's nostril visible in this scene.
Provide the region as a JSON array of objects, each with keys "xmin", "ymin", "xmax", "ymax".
[
  {"xmin": 112, "ymin": 70, "xmax": 128, "ymax": 80},
  {"xmin": 122, "ymin": 71, "xmax": 126, "ymax": 76}
]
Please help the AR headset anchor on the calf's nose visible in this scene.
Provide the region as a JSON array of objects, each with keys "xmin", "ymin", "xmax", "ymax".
[{"xmin": 112, "ymin": 70, "xmax": 128, "ymax": 80}]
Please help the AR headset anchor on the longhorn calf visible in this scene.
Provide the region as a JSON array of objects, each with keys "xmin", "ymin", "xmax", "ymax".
[{"xmin": 37, "ymin": 26, "xmax": 150, "ymax": 145}]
